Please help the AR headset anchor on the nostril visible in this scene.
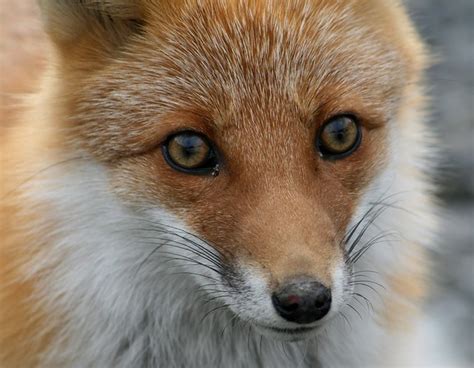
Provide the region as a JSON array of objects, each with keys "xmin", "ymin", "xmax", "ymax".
[
  {"xmin": 314, "ymin": 299, "xmax": 325, "ymax": 308},
  {"xmin": 314, "ymin": 290, "xmax": 331, "ymax": 309}
]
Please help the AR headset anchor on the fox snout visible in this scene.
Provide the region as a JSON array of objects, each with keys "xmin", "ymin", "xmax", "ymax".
[{"xmin": 190, "ymin": 185, "xmax": 350, "ymax": 333}]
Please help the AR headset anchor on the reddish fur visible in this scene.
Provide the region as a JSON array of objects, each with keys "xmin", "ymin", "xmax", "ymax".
[{"xmin": 1, "ymin": 0, "xmax": 429, "ymax": 366}]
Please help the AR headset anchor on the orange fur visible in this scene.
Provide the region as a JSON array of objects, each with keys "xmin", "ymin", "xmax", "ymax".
[{"xmin": 1, "ymin": 0, "xmax": 431, "ymax": 366}]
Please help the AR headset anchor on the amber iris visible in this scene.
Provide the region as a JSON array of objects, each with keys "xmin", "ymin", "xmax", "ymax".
[
  {"xmin": 163, "ymin": 132, "xmax": 217, "ymax": 174},
  {"xmin": 317, "ymin": 116, "xmax": 361, "ymax": 158}
]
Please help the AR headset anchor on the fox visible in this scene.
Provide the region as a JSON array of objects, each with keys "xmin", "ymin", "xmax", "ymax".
[{"xmin": 0, "ymin": 0, "xmax": 439, "ymax": 367}]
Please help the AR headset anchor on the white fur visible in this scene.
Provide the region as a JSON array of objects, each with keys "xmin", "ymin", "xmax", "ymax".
[
  {"xmin": 23, "ymin": 99, "xmax": 436, "ymax": 367},
  {"xmin": 18, "ymin": 1, "xmax": 437, "ymax": 367}
]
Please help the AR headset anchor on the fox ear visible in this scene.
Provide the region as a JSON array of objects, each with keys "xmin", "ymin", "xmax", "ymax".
[{"xmin": 38, "ymin": 0, "xmax": 145, "ymax": 50}]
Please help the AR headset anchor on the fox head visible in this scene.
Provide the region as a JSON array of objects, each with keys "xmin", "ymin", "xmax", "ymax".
[{"xmin": 35, "ymin": 0, "xmax": 428, "ymax": 341}]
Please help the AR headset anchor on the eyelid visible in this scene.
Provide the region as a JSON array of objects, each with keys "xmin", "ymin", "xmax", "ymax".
[{"xmin": 160, "ymin": 128, "xmax": 208, "ymax": 147}]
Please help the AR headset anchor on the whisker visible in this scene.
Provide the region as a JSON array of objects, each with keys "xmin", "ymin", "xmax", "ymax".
[
  {"xmin": 220, "ymin": 313, "xmax": 240, "ymax": 338},
  {"xmin": 348, "ymin": 231, "xmax": 398, "ymax": 265},
  {"xmin": 136, "ymin": 262, "xmax": 222, "ymax": 284},
  {"xmin": 202, "ymin": 293, "xmax": 236, "ymax": 306},
  {"xmin": 343, "ymin": 190, "xmax": 404, "ymax": 247},
  {"xmin": 346, "ymin": 303, "xmax": 363, "ymax": 320},
  {"xmin": 159, "ymin": 253, "xmax": 226, "ymax": 277},
  {"xmin": 339, "ymin": 311, "xmax": 352, "ymax": 331},
  {"xmin": 138, "ymin": 237, "xmax": 224, "ymax": 271},
  {"xmin": 348, "ymin": 279, "xmax": 385, "ymax": 289},
  {"xmin": 247, "ymin": 324, "xmax": 253, "ymax": 353},
  {"xmin": 200, "ymin": 304, "xmax": 233, "ymax": 325},
  {"xmin": 346, "ymin": 204, "xmax": 391, "ymax": 257},
  {"xmin": 351, "ymin": 293, "xmax": 368, "ymax": 310},
  {"xmin": 350, "ymin": 282, "xmax": 383, "ymax": 299},
  {"xmin": 352, "ymin": 292, "xmax": 374, "ymax": 313},
  {"xmin": 136, "ymin": 231, "xmax": 223, "ymax": 269},
  {"xmin": 135, "ymin": 219, "xmax": 228, "ymax": 260},
  {"xmin": 351, "ymin": 270, "xmax": 380, "ymax": 276}
]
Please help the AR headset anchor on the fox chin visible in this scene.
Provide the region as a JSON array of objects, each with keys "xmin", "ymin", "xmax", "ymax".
[{"xmin": 0, "ymin": 0, "xmax": 438, "ymax": 367}]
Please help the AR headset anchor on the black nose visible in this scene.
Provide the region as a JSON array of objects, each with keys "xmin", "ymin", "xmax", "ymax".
[{"xmin": 272, "ymin": 279, "xmax": 332, "ymax": 324}]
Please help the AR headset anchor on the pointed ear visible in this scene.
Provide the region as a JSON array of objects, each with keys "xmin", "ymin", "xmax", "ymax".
[{"xmin": 38, "ymin": 0, "xmax": 145, "ymax": 51}]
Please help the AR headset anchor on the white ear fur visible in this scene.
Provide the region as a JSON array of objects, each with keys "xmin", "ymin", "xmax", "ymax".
[{"xmin": 38, "ymin": 0, "xmax": 144, "ymax": 44}]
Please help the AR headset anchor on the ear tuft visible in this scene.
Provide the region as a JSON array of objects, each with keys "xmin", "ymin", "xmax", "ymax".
[{"xmin": 38, "ymin": 0, "xmax": 145, "ymax": 46}]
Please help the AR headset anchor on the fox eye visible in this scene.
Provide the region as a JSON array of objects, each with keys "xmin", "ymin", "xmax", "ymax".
[
  {"xmin": 317, "ymin": 115, "xmax": 361, "ymax": 159},
  {"xmin": 162, "ymin": 132, "xmax": 218, "ymax": 174}
]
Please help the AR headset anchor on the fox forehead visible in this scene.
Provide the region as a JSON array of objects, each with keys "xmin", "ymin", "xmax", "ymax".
[
  {"xmin": 69, "ymin": 0, "xmax": 414, "ymax": 159},
  {"xmin": 57, "ymin": 0, "xmax": 421, "ymax": 282}
]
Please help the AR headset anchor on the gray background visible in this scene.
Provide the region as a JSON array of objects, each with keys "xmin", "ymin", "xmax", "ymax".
[{"xmin": 407, "ymin": 1, "xmax": 473, "ymax": 366}]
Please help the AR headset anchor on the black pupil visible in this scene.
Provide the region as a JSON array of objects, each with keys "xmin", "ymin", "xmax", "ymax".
[
  {"xmin": 329, "ymin": 120, "xmax": 350, "ymax": 143},
  {"xmin": 177, "ymin": 135, "xmax": 204, "ymax": 156}
]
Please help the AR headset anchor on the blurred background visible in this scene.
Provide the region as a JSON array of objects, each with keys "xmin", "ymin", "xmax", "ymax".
[
  {"xmin": 406, "ymin": 0, "xmax": 474, "ymax": 366},
  {"xmin": 1, "ymin": 0, "xmax": 473, "ymax": 366}
]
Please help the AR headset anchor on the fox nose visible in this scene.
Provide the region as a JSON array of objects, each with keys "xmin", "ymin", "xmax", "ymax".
[{"xmin": 272, "ymin": 279, "xmax": 332, "ymax": 324}]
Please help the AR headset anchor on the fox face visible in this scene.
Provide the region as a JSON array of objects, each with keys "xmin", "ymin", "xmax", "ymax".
[
  {"xmin": 35, "ymin": 0, "xmax": 426, "ymax": 341},
  {"xmin": 1, "ymin": 0, "xmax": 433, "ymax": 366}
]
